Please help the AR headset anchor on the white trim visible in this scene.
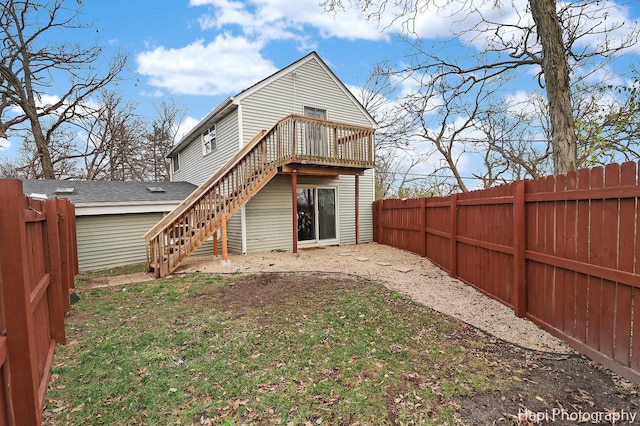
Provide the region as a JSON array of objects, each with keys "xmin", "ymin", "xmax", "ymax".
[
  {"xmin": 75, "ymin": 202, "xmax": 181, "ymax": 216},
  {"xmin": 238, "ymin": 104, "xmax": 244, "ymax": 149},
  {"xmin": 238, "ymin": 105, "xmax": 248, "ymax": 255},
  {"xmin": 296, "ymin": 185, "xmax": 339, "ymax": 247}
]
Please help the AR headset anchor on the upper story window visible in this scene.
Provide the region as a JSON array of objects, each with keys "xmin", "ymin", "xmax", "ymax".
[
  {"xmin": 172, "ymin": 153, "xmax": 180, "ymax": 173},
  {"xmin": 202, "ymin": 125, "xmax": 217, "ymax": 155}
]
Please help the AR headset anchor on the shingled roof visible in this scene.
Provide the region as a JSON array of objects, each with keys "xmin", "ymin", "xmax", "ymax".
[{"xmin": 21, "ymin": 180, "xmax": 196, "ymax": 205}]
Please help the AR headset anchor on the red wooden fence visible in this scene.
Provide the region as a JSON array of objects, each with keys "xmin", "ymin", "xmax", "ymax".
[
  {"xmin": 0, "ymin": 179, "xmax": 78, "ymax": 425},
  {"xmin": 373, "ymin": 161, "xmax": 640, "ymax": 382}
]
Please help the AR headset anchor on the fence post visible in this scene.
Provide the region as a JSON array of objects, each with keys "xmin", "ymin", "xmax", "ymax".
[
  {"xmin": 45, "ymin": 199, "xmax": 66, "ymax": 344},
  {"xmin": 513, "ymin": 180, "xmax": 527, "ymax": 317},
  {"xmin": 449, "ymin": 193, "xmax": 457, "ymax": 277},
  {"xmin": 0, "ymin": 180, "xmax": 41, "ymax": 425},
  {"xmin": 421, "ymin": 197, "xmax": 427, "ymax": 257},
  {"xmin": 377, "ymin": 201, "xmax": 383, "ymax": 243}
]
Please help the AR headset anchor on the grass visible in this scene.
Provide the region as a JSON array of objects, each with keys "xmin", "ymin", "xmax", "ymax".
[{"xmin": 44, "ymin": 272, "xmax": 512, "ymax": 425}]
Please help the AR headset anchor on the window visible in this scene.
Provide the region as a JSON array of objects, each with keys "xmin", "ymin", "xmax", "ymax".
[
  {"xmin": 303, "ymin": 106, "xmax": 328, "ymax": 157},
  {"xmin": 202, "ymin": 125, "xmax": 217, "ymax": 155},
  {"xmin": 172, "ymin": 153, "xmax": 180, "ymax": 173}
]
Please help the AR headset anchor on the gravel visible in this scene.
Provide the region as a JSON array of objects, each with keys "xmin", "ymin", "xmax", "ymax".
[{"xmin": 176, "ymin": 242, "xmax": 573, "ymax": 354}]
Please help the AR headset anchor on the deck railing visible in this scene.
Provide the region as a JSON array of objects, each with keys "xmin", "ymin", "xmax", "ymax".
[{"xmin": 145, "ymin": 114, "xmax": 374, "ymax": 277}]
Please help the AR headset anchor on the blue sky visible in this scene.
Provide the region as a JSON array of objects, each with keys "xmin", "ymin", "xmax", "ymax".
[{"xmin": 1, "ymin": 0, "xmax": 639, "ymax": 173}]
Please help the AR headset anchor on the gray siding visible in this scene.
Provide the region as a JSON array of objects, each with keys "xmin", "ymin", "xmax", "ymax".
[
  {"xmin": 240, "ymin": 57, "xmax": 373, "ymax": 144},
  {"xmin": 76, "ymin": 213, "xmax": 163, "ymax": 271},
  {"xmin": 227, "ymin": 211, "xmax": 243, "ymax": 254},
  {"xmin": 169, "ymin": 110, "xmax": 243, "ymax": 252},
  {"xmin": 170, "ymin": 54, "xmax": 375, "ymax": 255},
  {"xmin": 77, "ymin": 212, "xmax": 213, "ymax": 272},
  {"xmin": 245, "ymin": 176, "xmax": 293, "ymax": 253},
  {"xmin": 173, "ymin": 110, "xmax": 240, "ymax": 186},
  {"xmin": 244, "ymin": 172, "xmax": 374, "ymax": 254},
  {"xmin": 359, "ymin": 169, "xmax": 375, "ymax": 243}
]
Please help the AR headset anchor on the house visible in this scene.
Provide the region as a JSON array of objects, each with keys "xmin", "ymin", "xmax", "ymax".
[
  {"xmin": 21, "ymin": 179, "xmax": 199, "ymax": 271},
  {"xmin": 146, "ymin": 51, "xmax": 377, "ymax": 277}
]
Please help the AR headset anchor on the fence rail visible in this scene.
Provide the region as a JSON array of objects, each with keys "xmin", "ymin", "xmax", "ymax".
[
  {"xmin": 0, "ymin": 179, "xmax": 78, "ymax": 425},
  {"xmin": 373, "ymin": 161, "xmax": 640, "ymax": 382}
]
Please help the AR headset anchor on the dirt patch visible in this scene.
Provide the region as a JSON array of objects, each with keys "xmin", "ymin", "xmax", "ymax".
[
  {"xmin": 197, "ymin": 272, "xmax": 368, "ymax": 320},
  {"xmin": 195, "ymin": 272, "xmax": 639, "ymax": 424},
  {"xmin": 176, "ymin": 243, "xmax": 572, "ymax": 355},
  {"xmin": 452, "ymin": 329, "xmax": 639, "ymax": 425}
]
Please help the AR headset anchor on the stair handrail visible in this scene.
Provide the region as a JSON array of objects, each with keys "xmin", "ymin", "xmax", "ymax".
[{"xmin": 144, "ymin": 116, "xmax": 291, "ymax": 241}]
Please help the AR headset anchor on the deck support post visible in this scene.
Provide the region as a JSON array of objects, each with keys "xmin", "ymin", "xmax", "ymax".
[
  {"xmin": 355, "ymin": 174, "xmax": 360, "ymax": 245},
  {"xmin": 221, "ymin": 217, "xmax": 228, "ymax": 261},
  {"xmin": 292, "ymin": 170, "xmax": 298, "ymax": 253},
  {"xmin": 213, "ymin": 230, "xmax": 218, "ymax": 257}
]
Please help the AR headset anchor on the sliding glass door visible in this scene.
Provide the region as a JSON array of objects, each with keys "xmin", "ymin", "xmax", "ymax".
[{"xmin": 296, "ymin": 187, "xmax": 337, "ymax": 244}]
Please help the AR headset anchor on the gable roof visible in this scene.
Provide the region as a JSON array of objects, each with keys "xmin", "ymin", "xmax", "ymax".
[
  {"xmin": 168, "ymin": 51, "xmax": 376, "ymax": 157},
  {"xmin": 21, "ymin": 180, "xmax": 196, "ymax": 214}
]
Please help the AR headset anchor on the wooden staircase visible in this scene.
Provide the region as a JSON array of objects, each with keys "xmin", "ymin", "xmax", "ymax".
[{"xmin": 145, "ymin": 114, "xmax": 375, "ymax": 278}]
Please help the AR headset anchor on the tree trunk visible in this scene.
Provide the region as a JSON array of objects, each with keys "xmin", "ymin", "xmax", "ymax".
[{"xmin": 529, "ymin": 0, "xmax": 577, "ymax": 175}]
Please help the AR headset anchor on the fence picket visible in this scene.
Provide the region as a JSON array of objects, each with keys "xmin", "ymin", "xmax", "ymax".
[
  {"xmin": 600, "ymin": 164, "xmax": 621, "ymax": 358},
  {"xmin": 575, "ymin": 168, "xmax": 591, "ymax": 344},
  {"xmin": 563, "ymin": 171, "xmax": 578, "ymax": 337},
  {"xmin": 373, "ymin": 161, "xmax": 640, "ymax": 382},
  {"xmin": 0, "ymin": 180, "xmax": 77, "ymax": 425}
]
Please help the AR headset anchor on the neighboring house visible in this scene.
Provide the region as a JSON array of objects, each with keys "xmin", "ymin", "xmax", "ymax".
[
  {"xmin": 21, "ymin": 180, "xmax": 198, "ymax": 271},
  {"xmin": 147, "ymin": 51, "xmax": 377, "ymax": 277}
]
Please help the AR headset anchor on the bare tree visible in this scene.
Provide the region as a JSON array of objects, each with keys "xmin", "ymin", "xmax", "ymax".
[
  {"xmin": 323, "ymin": 0, "xmax": 639, "ymax": 175},
  {"xmin": 473, "ymin": 94, "xmax": 553, "ymax": 186},
  {"xmin": 77, "ymin": 91, "xmax": 146, "ymax": 181},
  {"xmin": 573, "ymin": 76, "xmax": 640, "ymax": 167},
  {"xmin": 354, "ymin": 65, "xmax": 429, "ymax": 198},
  {"xmin": 0, "ymin": 0, "xmax": 127, "ymax": 179},
  {"xmin": 145, "ymin": 99, "xmax": 183, "ymax": 182}
]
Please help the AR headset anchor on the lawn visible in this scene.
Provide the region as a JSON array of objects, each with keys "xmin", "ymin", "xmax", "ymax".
[
  {"xmin": 43, "ymin": 271, "xmax": 638, "ymax": 425},
  {"xmin": 44, "ymin": 272, "xmax": 511, "ymax": 425}
]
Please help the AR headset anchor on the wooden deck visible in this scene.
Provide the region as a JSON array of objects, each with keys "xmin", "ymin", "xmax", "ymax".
[{"xmin": 145, "ymin": 114, "xmax": 375, "ymax": 277}]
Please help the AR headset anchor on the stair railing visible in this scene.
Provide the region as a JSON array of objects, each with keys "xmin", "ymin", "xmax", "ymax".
[{"xmin": 145, "ymin": 114, "xmax": 374, "ymax": 277}]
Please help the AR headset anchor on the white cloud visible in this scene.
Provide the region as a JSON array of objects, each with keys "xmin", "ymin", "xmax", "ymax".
[
  {"xmin": 136, "ymin": 35, "xmax": 277, "ymax": 96},
  {"xmin": 175, "ymin": 115, "xmax": 201, "ymax": 142},
  {"xmin": 192, "ymin": 0, "xmax": 385, "ymax": 41},
  {"xmin": 0, "ymin": 137, "xmax": 10, "ymax": 150}
]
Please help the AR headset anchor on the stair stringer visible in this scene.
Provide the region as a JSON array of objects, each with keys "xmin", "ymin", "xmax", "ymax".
[{"xmin": 162, "ymin": 165, "xmax": 280, "ymax": 274}]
